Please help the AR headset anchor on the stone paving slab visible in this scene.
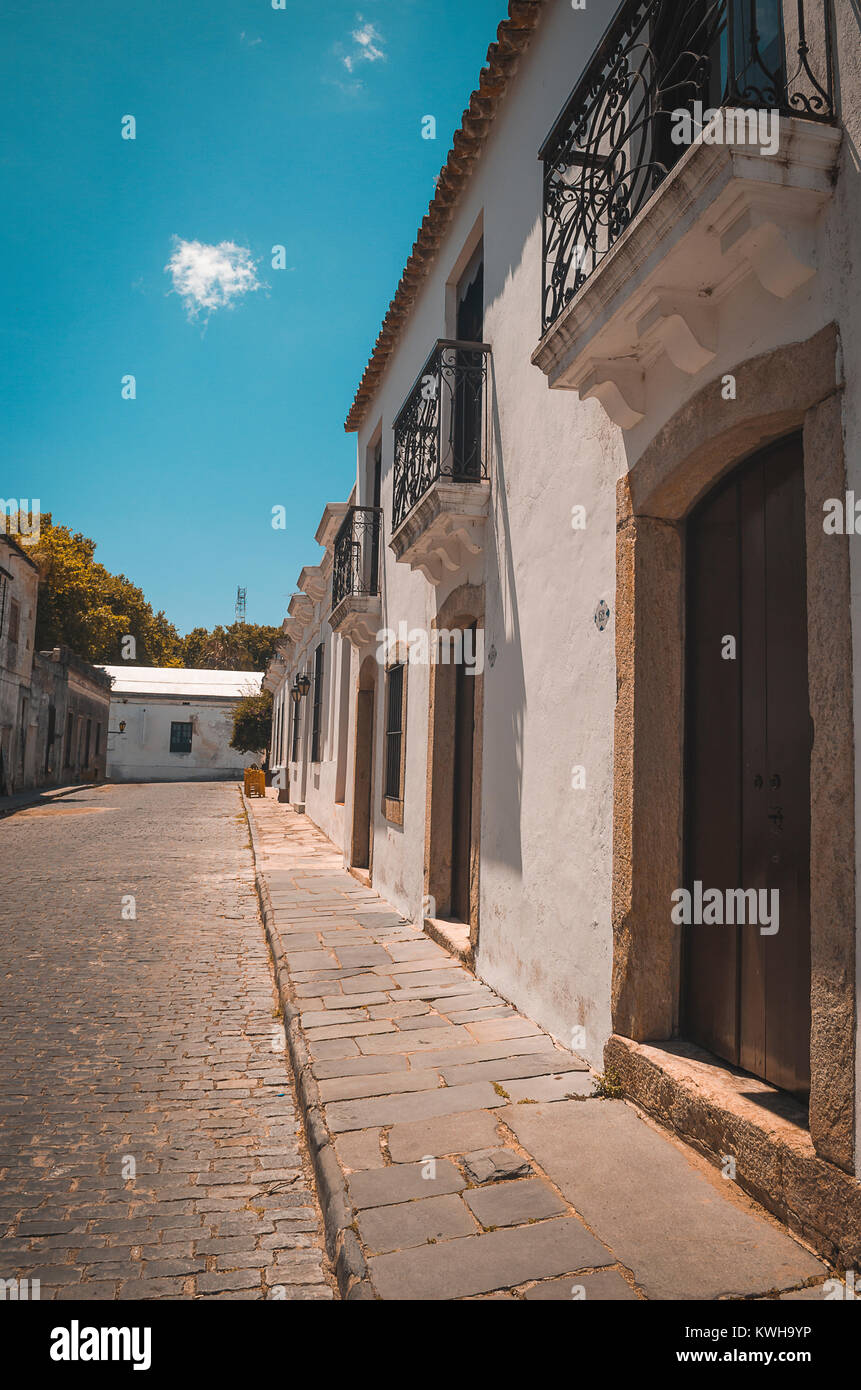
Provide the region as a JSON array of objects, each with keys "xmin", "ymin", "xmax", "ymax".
[
  {"xmin": 503, "ymin": 1100, "xmax": 827, "ymax": 1300},
  {"xmin": 246, "ymin": 793, "xmax": 834, "ymax": 1302},
  {"xmin": 368, "ymin": 1218, "xmax": 614, "ymax": 1300},
  {"xmin": 348, "ymin": 1160, "xmax": 465, "ymax": 1209},
  {"xmin": 359, "ymin": 1194, "xmax": 477, "ymax": 1254}
]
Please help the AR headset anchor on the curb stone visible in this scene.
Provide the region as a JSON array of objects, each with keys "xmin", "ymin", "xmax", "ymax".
[{"xmin": 241, "ymin": 790, "xmax": 375, "ymax": 1301}]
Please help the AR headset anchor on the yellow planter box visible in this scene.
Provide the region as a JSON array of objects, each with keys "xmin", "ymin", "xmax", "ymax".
[{"xmin": 244, "ymin": 768, "xmax": 266, "ymax": 798}]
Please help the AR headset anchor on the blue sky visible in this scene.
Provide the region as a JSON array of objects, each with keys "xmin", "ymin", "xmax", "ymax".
[{"xmin": 0, "ymin": 0, "xmax": 504, "ymax": 634}]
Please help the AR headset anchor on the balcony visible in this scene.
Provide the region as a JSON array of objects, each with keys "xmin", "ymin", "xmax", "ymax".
[
  {"xmin": 391, "ymin": 339, "xmax": 491, "ymax": 584},
  {"xmin": 533, "ymin": 0, "xmax": 839, "ymax": 426},
  {"xmin": 329, "ymin": 505, "xmax": 383, "ymax": 646}
]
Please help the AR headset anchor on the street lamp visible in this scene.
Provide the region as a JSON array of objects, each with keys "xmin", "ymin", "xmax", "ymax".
[{"xmin": 296, "ymin": 672, "xmax": 312, "ymax": 700}]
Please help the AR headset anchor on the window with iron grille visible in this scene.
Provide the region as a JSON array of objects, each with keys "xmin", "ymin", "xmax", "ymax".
[
  {"xmin": 169, "ymin": 721, "xmax": 193, "ymax": 754},
  {"xmin": 291, "ymin": 698, "xmax": 300, "ymax": 762},
  {"xmin": 384, "ymin": 662, "xmax": 405, "ymax": 801},
  {"xmin": 311, "ymin": 644, "xmax": 324, "ymax": 763}
]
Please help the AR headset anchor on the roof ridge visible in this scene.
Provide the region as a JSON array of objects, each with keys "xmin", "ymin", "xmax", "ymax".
[{"xmin": 344, "ymin": 0, "xmax": 547, "ymax": 433}]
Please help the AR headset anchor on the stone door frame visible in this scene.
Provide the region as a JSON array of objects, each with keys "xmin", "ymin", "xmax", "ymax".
[{"xmin": 610, "ymin": 323, "xmax": 856, "ymax": 1171}]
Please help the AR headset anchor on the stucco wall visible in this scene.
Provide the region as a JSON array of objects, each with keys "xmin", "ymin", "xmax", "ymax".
[{"xmin": 349, "ymin": 0, "xmax": 622, "ymax": 1063}]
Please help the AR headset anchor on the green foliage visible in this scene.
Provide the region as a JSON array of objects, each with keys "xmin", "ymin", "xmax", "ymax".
[
  {"xmin": 230, "ymin": 689, "xmax": 273, "ymax": 755},
  {"xmin": 29, "ymin": 514, "xmax": 184, "ymax": 665},
  {"xmin": 27, "ymin": 514, "xmax": 281, "ymax": 672},
  {"xmin": 180, "ymin": 622, "xmax": 282, "ymax": 671},
  {"xmin": 592, "ymin": 1066, "xmax": 624, "ymax": 1100}
]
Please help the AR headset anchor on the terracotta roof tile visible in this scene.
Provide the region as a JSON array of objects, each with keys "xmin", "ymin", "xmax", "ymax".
[{"xmin": 344, "ymin": 0, "xmax": 547, "ymax": 433}]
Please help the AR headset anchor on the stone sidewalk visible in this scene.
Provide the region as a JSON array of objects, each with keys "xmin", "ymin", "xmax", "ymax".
[{"xmin": 246, "ymin": 791, "xmax": 833, "ymax": 1302}]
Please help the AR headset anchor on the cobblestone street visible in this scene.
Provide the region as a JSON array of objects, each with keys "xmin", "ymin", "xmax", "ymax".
[{"xmin": 0, "ymin": 782, "xmax": 333, "ymax": 1301}]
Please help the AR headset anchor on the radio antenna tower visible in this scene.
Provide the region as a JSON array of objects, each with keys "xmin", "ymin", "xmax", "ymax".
[{"xmin": 235, "ymin": 586, "xmax": 247, "ymax": 625}]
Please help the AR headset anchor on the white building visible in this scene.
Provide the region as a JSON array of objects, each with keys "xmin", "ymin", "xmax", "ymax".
[
  {"xmin": 102, "ymin": 667, "xmax": 263, "ymax": 781},
  {"xmin": 268, "ymin": 0, "xmax": 861, "ymax": 1263}
]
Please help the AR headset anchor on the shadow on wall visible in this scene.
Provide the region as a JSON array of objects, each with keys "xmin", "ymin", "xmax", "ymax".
[{"xmin": 484, "ymin": 364, "xmax": 525, "ymax": 879}]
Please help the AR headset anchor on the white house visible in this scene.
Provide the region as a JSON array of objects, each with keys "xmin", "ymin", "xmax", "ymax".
[
  {"xmin": 268, "ymin": 0, "xmax": 861, "ymax": 1264},
  {"xmin": 102, "ymin": 667, "xmax": 263, "ymax": 781}
]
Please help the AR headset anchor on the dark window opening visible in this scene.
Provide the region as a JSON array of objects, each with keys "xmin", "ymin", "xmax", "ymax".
[
  {"xmin": 311, "ymin": 644, "xmax": 324, "ymax": 763},
  {"xmin": 170, "ymin": 721, "xmax": 193, "ymax": 754},
  {"xmin": 291, "ymin": 699, "xmax": 300, "ymax": 763},
  {"xmin": 45, "ymin": 704, "xmax": 55, "ymax": 776},
  {"xmin": 384, "ymin": 663, "xmax": 405, "ymax": 801},
  {"xmin": 454, "ymin": 252, "xmax": 484, "ymax": 481}
]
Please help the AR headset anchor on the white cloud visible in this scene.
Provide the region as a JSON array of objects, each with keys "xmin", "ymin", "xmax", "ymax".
[
  {"xmin": 342, "ymin": 15, "xmax": 385, "ymax": 73},
  {"xmin": 165, "ymin": 238, "xmax": 262, "ymax": 321}
]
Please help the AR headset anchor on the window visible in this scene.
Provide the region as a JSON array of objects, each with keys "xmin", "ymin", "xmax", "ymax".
[
  {"xmin": 83, "ymin": 718, "xmax": 92, "ymax": 768},
  {"xmin": 384, "ymin": 662, "xmax": 405, "ymax": 802},
  {"xmin": 8, "ymin": 598, "xmax": 20, "ymax": 645},
  {"xmin": 291, "ymin": 699, "xmax": 300, "ymax": 763},
  {"xmin": 94, "ymin": 723, "xmax": 101, "ymax": 757},
  {"xmin": 45, "ymin": 705, "xmax": 55, "ymax": 776},
  {"xmin": 0, "ymin": 568, "xmax": 10, "ymax": 637},
  {"xmin": 64, "ymin": 712, "xmax": 74, "ymax": 767},
  {"xmin": 170, "ymin": 721, "xmax": 193, "ymax": 754},
  {"xmin": 311, "ymin": 643, "xmax": 324, "ymax": 763}
]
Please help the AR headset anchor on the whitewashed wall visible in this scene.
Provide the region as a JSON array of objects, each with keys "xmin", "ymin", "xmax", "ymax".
[{"xmin": 106, "ymin": 697, "xmax": 257, "ymax": 781}]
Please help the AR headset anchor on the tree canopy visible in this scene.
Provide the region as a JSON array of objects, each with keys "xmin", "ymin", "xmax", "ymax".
[
  {"xmin": 29, "ymin": 515, "xmax": 185, "ymax": 665},
  {"xmin": 24, "ymin": 514, "xmax": 281, "ymax": 671},
  {"xmin": 230, "ymin": 689, "xmax": 273, "ymax": 755}
]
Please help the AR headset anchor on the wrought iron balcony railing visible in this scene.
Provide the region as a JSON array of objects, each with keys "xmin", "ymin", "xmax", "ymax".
[
  {"xmin": 540, "ymin": 0, "xmax": 836, "ymax": 333},
  {"xmin": 392, "ymin": 339, "xmax": 491, "ymax": 530},
  {"xmin": 331, "ymin": 506, "xmax": 382, "ymax": 611}
]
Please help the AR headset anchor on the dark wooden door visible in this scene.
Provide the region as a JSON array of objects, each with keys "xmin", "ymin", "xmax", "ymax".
[
  {"xmin": 683, "ymin": 434, "xmax": 811, "ymax": 1100},
  {"xmin": 451, "ymin": 625, "xmax": 477, "ymax": 923},
  {"xmin": 351, "ymin": 688, "xmax": 374, "ymax": 870}
]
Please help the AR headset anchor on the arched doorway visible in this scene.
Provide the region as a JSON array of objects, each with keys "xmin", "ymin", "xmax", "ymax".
[
  {"xmin": 351, "ymin": 656, "xmax": 376, "ymax": 872},
  {"xmin": 682, "ymin": 433, "xmax": 811, "ymax": 1100}
]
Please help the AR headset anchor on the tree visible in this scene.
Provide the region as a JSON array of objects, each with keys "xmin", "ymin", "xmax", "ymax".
[
  {"xmin": 180, "ymin": 622, "xmax": 282, "ymax": 671},
  {"xmin": 28, "ymin": 514, "xmax": 184, "ymax": 665},
  {"xmin": 230, "ymin": 689, "xmax": 273, "ymax": 756}
]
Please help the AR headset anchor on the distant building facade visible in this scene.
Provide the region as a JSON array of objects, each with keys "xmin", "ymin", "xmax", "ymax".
[
  {"xmin": 0, "ymin": 534, "xmax": 39, "ymax": 794},
  {"xmin": 1, "ymin": 534, "xmax": 109, "ymax": 796},
  {"xmin": 101, "ymin": 667, "xmax": 264, "ymax": 781}
]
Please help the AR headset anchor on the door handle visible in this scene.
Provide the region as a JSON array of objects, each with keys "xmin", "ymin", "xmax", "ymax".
[{"xmin": 768, "ymin": 806, "xmax": 784, "ymax": 831}]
